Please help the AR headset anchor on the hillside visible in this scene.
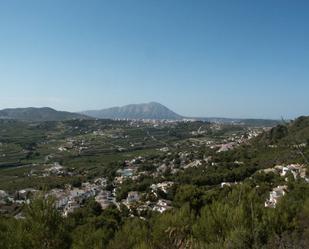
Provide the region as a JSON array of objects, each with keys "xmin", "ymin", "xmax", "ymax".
[
  {"xmin": 195, "ymin": 117, "xmax": 281, "ymax": 127},
  {"xmin": 230, "ymin": 116, "xmax": 309, "ymax": 169},
  {"xmin": 82, "ymin": 102, "xmax": 183, "ymax": 120},
  {"xmin": 0, "ymin": 107, "xmax": 90, "ymax": 121},
  {"xmin": 0, "ymin": 116, "xmax": 308, "ymax": 248},
  {"xmin": 261, "ymin": 116, "xmax": 309, "ymax": 144}
]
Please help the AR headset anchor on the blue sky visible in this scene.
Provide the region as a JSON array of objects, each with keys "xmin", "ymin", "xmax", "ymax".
[{"xmin": 0, "ymin": 0, "xmax": 308, "ymax": 119}]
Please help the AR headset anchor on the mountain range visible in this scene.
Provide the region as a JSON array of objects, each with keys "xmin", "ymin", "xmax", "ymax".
[
  {"xmin": 0, "ymin": 103, "xmax": 281, "ymax": 126},
  {"xmin": 82, "ymin": 102, "xmax": 280, "ymax": 126},
  {"xmin": 82, "ymin": 102, "xmax": 182, "ymax": 120},
  {"xmin": 0, "ymin": 107, "xmax": 88, "ymax": 121}
]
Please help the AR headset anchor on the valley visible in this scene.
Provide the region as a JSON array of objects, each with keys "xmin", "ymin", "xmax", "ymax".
[{"xmin": 1, "ymin": 116, "xmax": 309, "ymax": 248}]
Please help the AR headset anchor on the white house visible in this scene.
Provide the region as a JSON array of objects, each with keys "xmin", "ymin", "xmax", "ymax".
[
  {"xmin": 126, "ymin": 191, "xmax": 140, "ymax": 203},
  {"xmin": 265, "ymin": 185, "xmax": 288, "ymax": 208}
]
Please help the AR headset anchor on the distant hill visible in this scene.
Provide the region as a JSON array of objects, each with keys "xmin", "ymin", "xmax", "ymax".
[
  {"xmin": 82, "ymin": 102, "xmax": 183, "ymax": 120},
  {"xmin": 238, "ymin": 116, "xmax": 309, "ymax": 167},
  {"xmin": 195, "ymin": 117, "xmax": 281, "ymax": 127},
  {"xmin": 0, "ymin": 107, "xmax": 90, "ymax": 121},
  {"xmin": 259, "ymin": 116, "xmax": 309, "ymax": 144}
]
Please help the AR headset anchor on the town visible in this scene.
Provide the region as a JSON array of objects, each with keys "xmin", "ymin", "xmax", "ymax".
[{"xmin": 1, "ymin": 118, "xmax": 307, "ymax": 220}]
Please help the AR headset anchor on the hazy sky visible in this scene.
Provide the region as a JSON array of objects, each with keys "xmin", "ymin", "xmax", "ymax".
[{"xmin": 0, "ymin": 0, "xmax": 308, "ymax": 119}]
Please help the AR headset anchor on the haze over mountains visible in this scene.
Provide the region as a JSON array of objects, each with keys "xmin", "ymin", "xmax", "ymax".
[
  {"xmin": 82, "ymin": 102, "xmax": 281, "ymax": 126},
  {"xmin": 82, "ymin": 102, "xmax": 182, "ymax": 120},
  {"xmin": 0, "ymin": 103, "xmax": 181, "ymax": 122},
  {"xmin": 0, "ymin": 103, "xmax": 280, "ymax": 126},
  {"xmin": 0, "ymin": 107, "xmax": 88, "ymax": 121}
]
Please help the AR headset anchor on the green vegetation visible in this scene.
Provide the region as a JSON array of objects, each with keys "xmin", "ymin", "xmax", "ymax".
[
  {"xmin": 1, "ymin": 116, "xmax": 309, "ymax": 248},
  {"xmin": 0, "ymin": 180, "xmax": 308, "ymax": 249}
]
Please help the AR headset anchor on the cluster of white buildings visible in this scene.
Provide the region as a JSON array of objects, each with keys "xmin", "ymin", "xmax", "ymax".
[
  {"xmin": 150, "ymin": 181, "xmax": 174, "ymax": 194},
  {"xmin": 48, "ymin": 177, "xmax": 109, "ymax": 216},
  {"xmin": 0, "ymin": 177, "xmax": 110, "ymax": 217},
  {"xmin": 263, "ymin": 164, "xmax": 308, "ymax": 208},
  {"xmin": 275, "ymin": 164, "xmax": 308, "ymax": 180},
  {"xmin": 152, "ymin": 199, "xmax": 173, "ymax": 213},
  {"xmin": 265, "ymin": 185, "xmax": 288, "ymax": 208},
  {"xmin": 123, "ymin": 194, "xmax": 173, "ymax": 214},
  {"xmin": 28, "ymin": 162, "xmax": 77, "ymax": 178},
  {"xmin": 262, "ymin": 163, "xmax": 308, "ymax": 182}
]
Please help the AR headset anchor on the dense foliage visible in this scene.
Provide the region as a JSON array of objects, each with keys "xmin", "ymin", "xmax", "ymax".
[{"xmin": 0, "ymin": 180, "xmax": 308, "ymax": 249}]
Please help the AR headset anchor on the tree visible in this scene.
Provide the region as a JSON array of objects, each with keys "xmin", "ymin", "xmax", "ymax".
[
  {"xmin": 151, "ymin": 205, "xmax": 195, "ymax": 249},
  {"xmin": 108, "ymin": 218, "xmax": 150, "ymax": 249},
  {"xmin": 174, "ymin": 185, "xmax": 204, "ymax": 213},
  {"xmin": 23, "ymin": 196, "xmax": 70, "ymax": 249}
]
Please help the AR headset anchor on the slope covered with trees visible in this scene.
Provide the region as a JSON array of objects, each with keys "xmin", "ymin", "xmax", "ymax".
[{"xmin": 0, "ymin": 117, "xmax": 309, "ymax": 249}]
